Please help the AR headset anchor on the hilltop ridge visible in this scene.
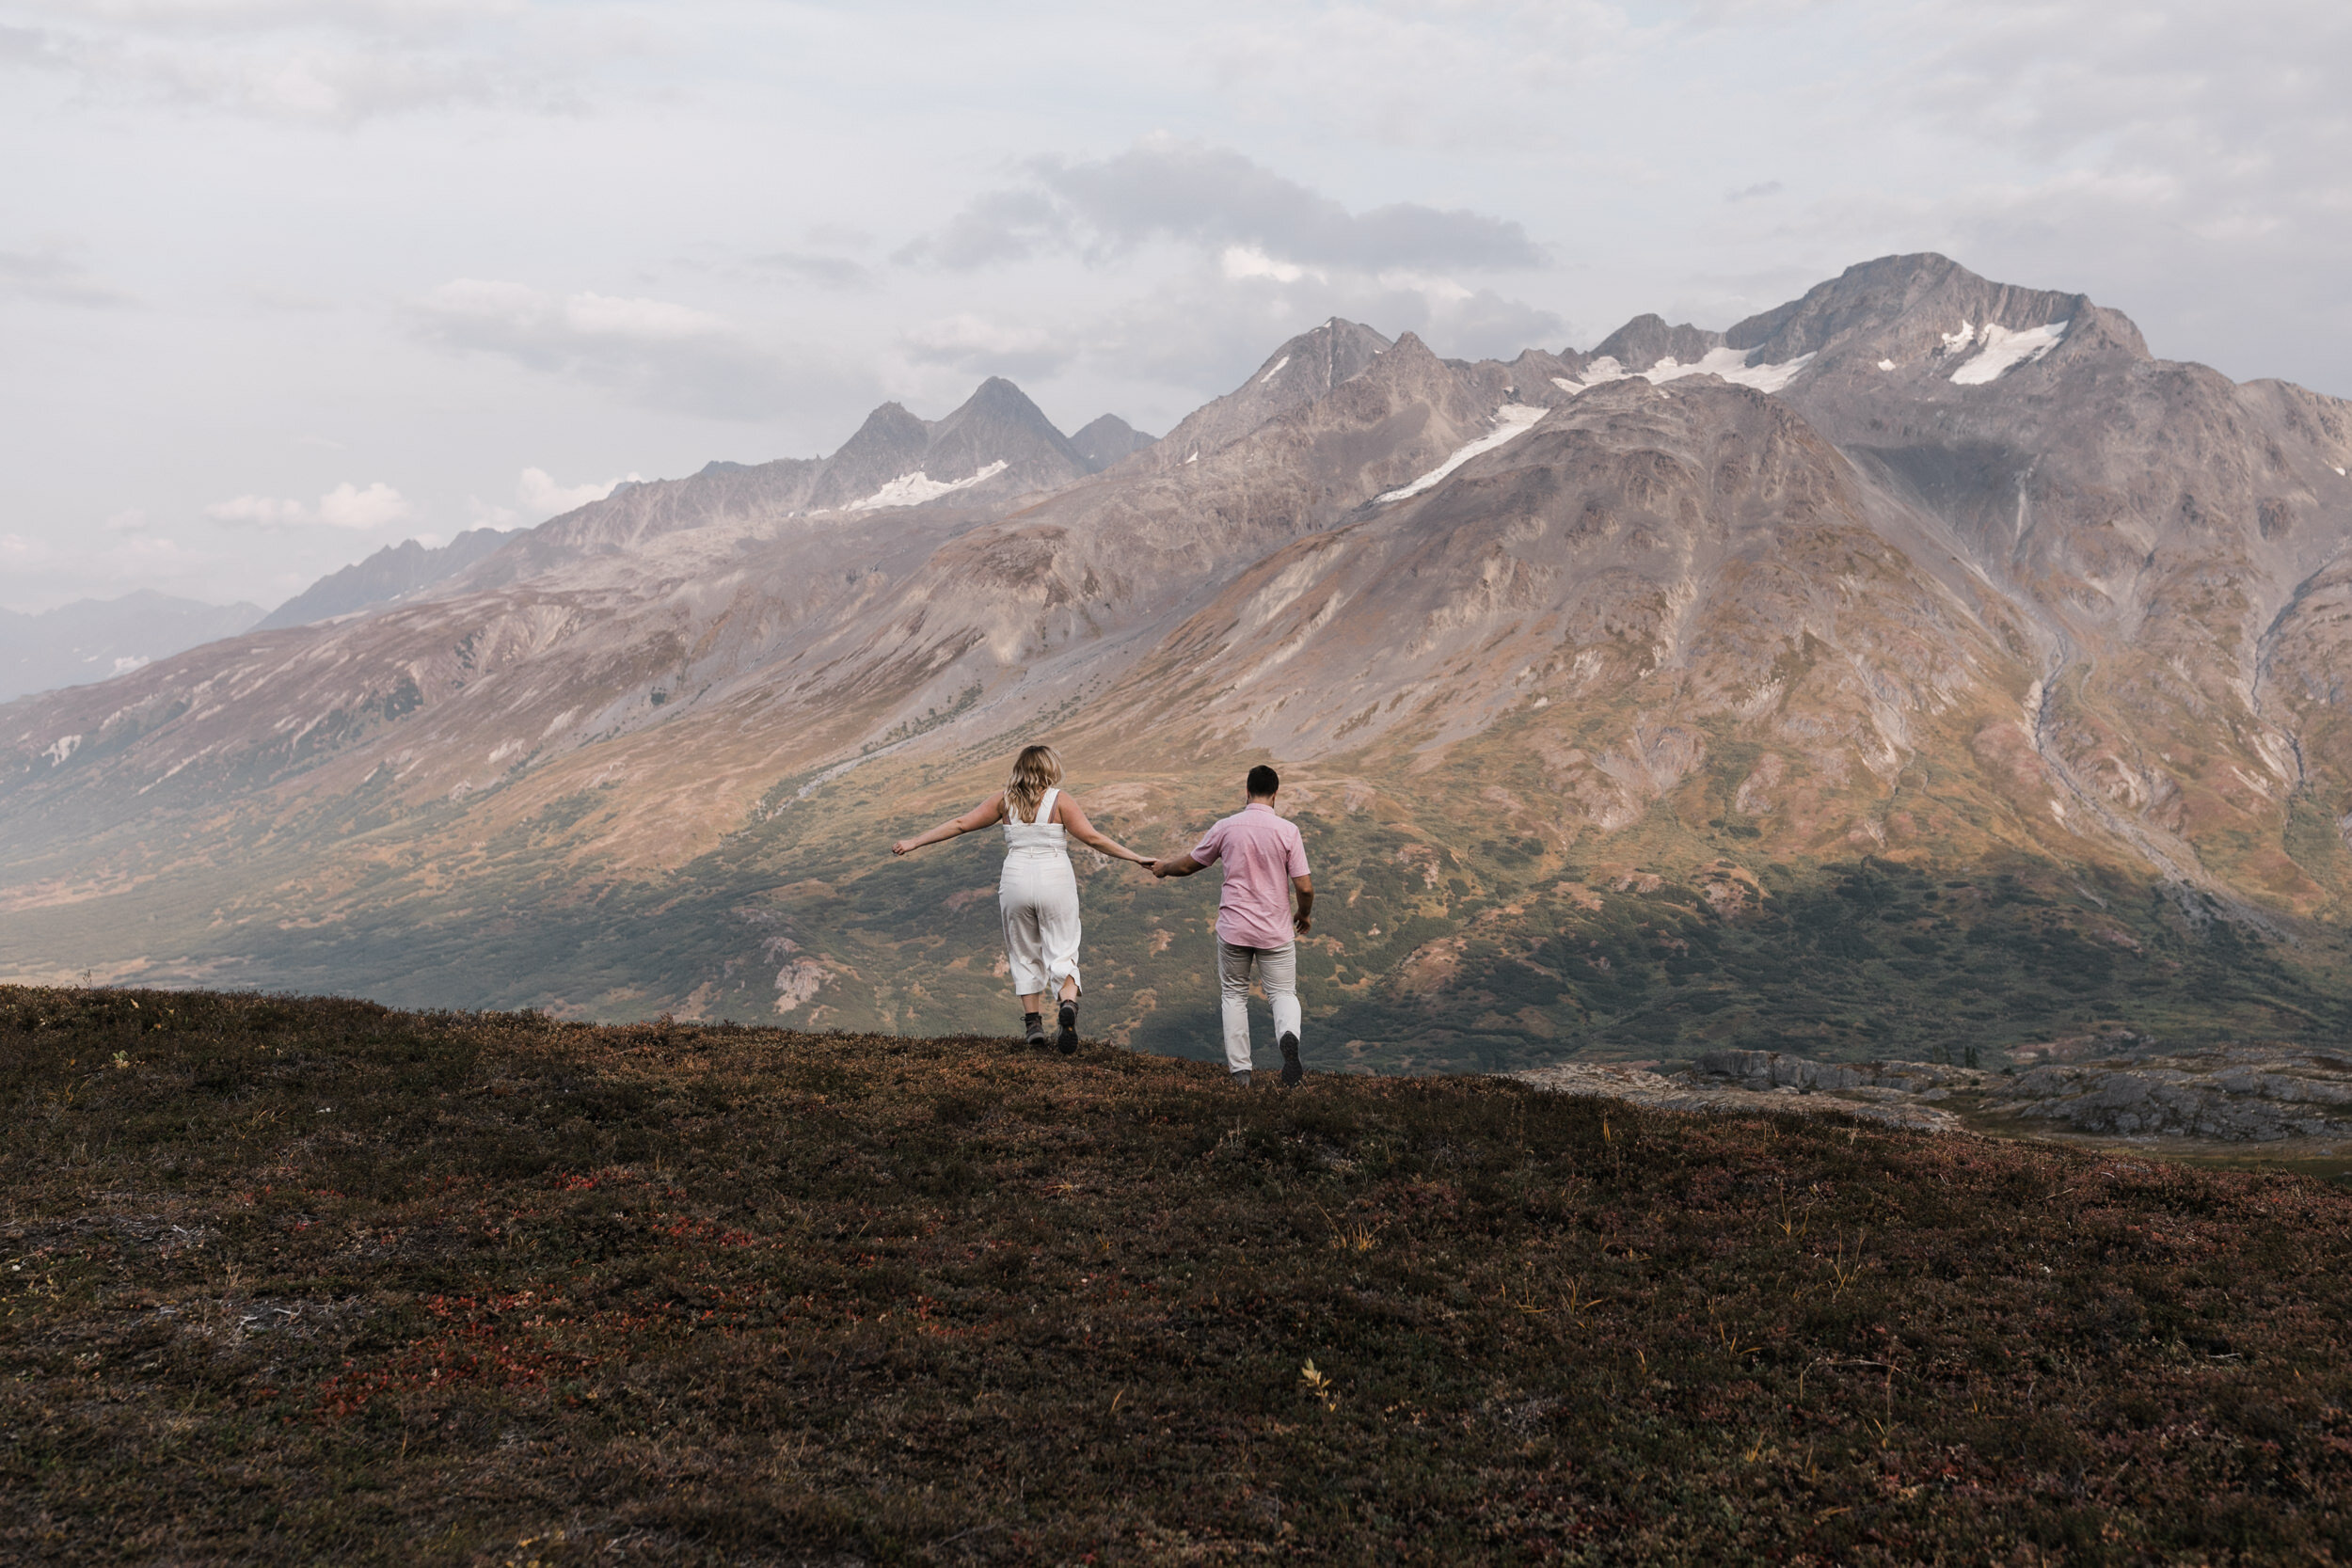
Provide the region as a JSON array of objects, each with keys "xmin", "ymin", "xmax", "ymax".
[{"xmin": 6, "ymin": 984, "xmax": 2350, "ymax": 1562}]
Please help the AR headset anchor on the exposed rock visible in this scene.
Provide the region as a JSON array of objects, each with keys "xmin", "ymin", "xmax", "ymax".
[
  {"xmin": 1985, "ymin": 1047, "xmax": 2352, "ymax": 1141},
  {"xmin": 1692, "ymin": 1050, "xmax": 1982, "ymax": 1096},
  {"xmin": 1515, "ymin": 1059, "xmax": 1963, "ymax": 1133},
  {"xmin": 1145, "ymin": 316, "xmax": 1391, "ymax": 468},
  {"xmin": 1523, "ymin": 1042, "xmax": 2352, "ymax": 1147},
  {"xmin": 1588, "ymin": 313, "xmax": 1725, "ymax": 373}
]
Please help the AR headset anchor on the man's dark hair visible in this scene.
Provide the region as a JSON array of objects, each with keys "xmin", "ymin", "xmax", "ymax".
[{"xmin": 1247, "ymin": 764, "xmax": 1280, "ymax": 798}]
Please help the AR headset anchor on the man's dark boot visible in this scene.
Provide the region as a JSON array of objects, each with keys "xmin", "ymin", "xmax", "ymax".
[
  {"xmin": 1279, "ymin": 1031, "xmax": 1303, "ymax": 1086},
  {"xmin": 1057, "ymin": 998, "xmax": 1079, "ymax": 1054},
  {"xmin": 1023, "ymin": 1011, "xmax": 1047, "ymax": 1048}
]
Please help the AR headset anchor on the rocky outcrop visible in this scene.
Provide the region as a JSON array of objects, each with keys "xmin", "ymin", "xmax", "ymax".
[
  {"xmin": 1515, "ymin": 1059, "xmax": 1963, "ymax": 1132},
  {"xmin": 1985, "ymin": 1048, "xmax": 2352, "ymax": 1141},
  {"xmin": 1691, "ymin": 1051, "xmax": 1981, "ymax": 1096},
  {"xmin": 1520, "ymin": 1043, "xmax": 2352, "ymax": 1147}
]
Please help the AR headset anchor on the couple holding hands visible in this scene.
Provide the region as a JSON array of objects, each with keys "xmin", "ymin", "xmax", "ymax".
[{"xmin": 891, "ymin": 745, "xmax": 1312, "ymax": 1086}]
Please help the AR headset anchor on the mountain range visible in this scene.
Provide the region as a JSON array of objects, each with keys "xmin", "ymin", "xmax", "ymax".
[
  {"xmin": 7, "ymin": 252, "xmax": 2352, "ymax": 1073},
  {"xmin": 255, "ymin": 527, "xmax": 518, "ymax": 632},
  {"xmin": 0, "ymin": 592, "xmax": 264, "ymax": 705}
]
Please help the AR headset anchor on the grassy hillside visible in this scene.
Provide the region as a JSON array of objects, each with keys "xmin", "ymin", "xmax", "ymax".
[
  {"xmin": 6, "ymin": 986, "xmax": 2350, "ymax": 1563},
  {"xmin": 16, "ymin": 720, "xmax": 2352, "ymax": 1078}
]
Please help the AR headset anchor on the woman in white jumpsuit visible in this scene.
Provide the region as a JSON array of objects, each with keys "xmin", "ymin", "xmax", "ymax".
[{"xmin": 890, "ymin": 744, "xmax": 1155, "ymax": 1053}]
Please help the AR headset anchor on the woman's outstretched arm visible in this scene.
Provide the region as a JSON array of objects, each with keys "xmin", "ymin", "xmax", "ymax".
[
  {"xmin": 1054, "ymin": 795, "xmax": 1154, "ymax": 866},
  {"xmin": 892, "ymin": 792, "xmax": 1006, "ymax": 856}
]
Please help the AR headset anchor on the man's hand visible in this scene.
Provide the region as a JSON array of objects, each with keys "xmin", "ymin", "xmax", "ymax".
[
  {"xmin": 1153, "ymin": 852, "xmax": 1203, "ymax": 879},
  {"xmin": 891, "ymin": 839, "xmax": 915, "ymax": 856},
  {"xmin": 1292, "ymin": 873, "xmax": 1313, "ymax": 935}
]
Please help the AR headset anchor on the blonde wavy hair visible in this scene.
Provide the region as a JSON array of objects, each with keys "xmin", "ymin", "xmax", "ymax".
[{"xmin": 1005, "ymin": 743, "xmax": 1065, "ymax": 824}]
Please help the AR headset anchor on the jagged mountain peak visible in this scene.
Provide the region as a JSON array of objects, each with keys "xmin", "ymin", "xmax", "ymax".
[
  {"xmin": 1726, "ymin": 251, "xmax": 2150, "ymax": 372},
  {"xmin": 1147, "ymin": 317, "xmax": 1394, "ymax": 469},
  {"xmin": 931, "ymin": 376, "xmax": 1067, "ymax": 443},
  {"xmin": 1588, "ymin": 314, "xmax": 1726, "ymax": 373}
]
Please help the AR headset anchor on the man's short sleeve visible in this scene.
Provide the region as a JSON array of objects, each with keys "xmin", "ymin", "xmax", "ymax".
[
  {"xmin": 1192, "ymin": 818, "xmax": 1227, "ymax": 865},
  {"xmin": 1285, "ymin": 823, "xmax": 1310, "ymax": 878}
]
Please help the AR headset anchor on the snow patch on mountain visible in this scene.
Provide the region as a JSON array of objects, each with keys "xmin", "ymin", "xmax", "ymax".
[
  {"xmin": 1951, "ymin": 321, "xmax": 2070, "ymax": 386},
  {"xmin": 1377, "ymin": 404, "xmax": 1549, "ymax": 503},
  {"xmin": 853, "ymin": 460, "xmax": 1009, "ymax": 511},
  {"xmin": 1554, "ymin": 348, "xmax": 1815, "ymax": 398},
  {"xmin": 1259, "ymin": 356, "xmax": 1290, "ymax": 384}
]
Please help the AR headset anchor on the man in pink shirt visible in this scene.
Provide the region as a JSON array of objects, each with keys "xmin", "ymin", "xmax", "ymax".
[{"xmin": 1152, "ymin": 764, "xmax": 1314, "ymax": 1085}]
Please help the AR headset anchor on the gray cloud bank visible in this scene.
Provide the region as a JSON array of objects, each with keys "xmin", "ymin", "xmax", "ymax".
[{"xmin": 905, "ymin": 138, "xmax": 1548, "ymax": 274}]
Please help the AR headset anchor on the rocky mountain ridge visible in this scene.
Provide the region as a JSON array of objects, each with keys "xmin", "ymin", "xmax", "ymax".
[{"xmin": 256, "ymin": 527, "xmax": 516, "ymax": 631}]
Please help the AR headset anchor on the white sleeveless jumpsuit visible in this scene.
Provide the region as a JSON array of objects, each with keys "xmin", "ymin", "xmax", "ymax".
[{"xmin": 1000, "ymin": 785, "xmax": 1082, "ymax": 996}]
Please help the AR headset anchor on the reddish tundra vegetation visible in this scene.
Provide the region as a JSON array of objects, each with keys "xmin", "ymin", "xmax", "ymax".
[{"xmin": 4, "ymin": 985, "xmax": 2350, "ymax": 1564}]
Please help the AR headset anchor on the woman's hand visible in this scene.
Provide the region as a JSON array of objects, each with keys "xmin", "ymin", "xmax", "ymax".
[{"xmin": 893, "ymin": 792, "xmax": 1005, "ymax": 861}]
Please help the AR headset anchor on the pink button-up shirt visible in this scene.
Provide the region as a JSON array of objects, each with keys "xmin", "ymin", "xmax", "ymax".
[{"xmin": 1192, "ymin": 801, "xmax": 1311, "ymax": 949}]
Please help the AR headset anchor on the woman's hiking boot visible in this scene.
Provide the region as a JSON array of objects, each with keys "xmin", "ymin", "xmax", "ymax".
[
  {"xmin": 1279, "ymin": 1031, "xmax": 1303, "ymax": 1086},
  {"xmin": 1057, "ymin": 998, "xmax": 1079, "ymax": 1054},
  {"xmin": 1023, "ymin": 1011, "xmax": 1047, "ymax": 1048}
]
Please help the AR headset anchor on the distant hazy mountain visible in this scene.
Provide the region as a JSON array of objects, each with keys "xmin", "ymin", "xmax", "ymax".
[
  {"xmin": 1070, "ymin": 414, "xmax": 1157, "ymax": 472},
  {"xmin": 10, "ymin": 254, "xmax": 2352, "ymax": 1074},
  {"xmin": 257, "ymin": 528, "xmax": 517, "ymax": 630},
  {"xmin": 0, "ymin": 591, "xmax": 263, "ymax": 703}
]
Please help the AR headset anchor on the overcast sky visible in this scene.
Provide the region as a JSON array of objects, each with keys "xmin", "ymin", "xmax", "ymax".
[{"xmin": 5, "ymin": 0, "xmax": 2348, "ymax": 612}]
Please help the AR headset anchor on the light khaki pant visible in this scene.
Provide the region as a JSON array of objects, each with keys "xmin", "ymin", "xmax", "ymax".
[{"xmin": 1217, "ymin": 939, "xmax": 1300, "ymax": 1075}]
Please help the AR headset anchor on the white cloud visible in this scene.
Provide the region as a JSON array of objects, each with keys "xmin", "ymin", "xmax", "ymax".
[
  {"xmin": 898, "ymin": 314, "xmax": 1077, "ymax": 379},
  {"xmin": 206, "ymin": 480, "xmax": 409, "ymax": 531},
  {"xmin": 516, "ymin": 466, "xmax": 636, "ymax": 518},
  {"xmin": 316, "ymin": 480, "xmax": 410, "ymax": 529},
  {"xmin": 1220, "ymin": 245, "xmax": 1318, "ymax": 284},
  {"xmin": 408, "ymin": 277, "xmax": 860, "ymax": 420}
]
